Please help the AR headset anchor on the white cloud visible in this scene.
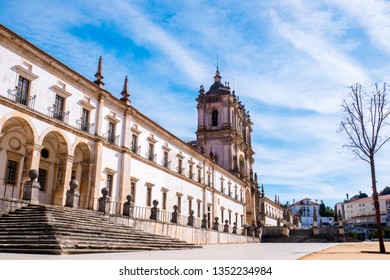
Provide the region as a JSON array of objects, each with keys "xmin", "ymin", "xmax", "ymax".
[{"xmin": 326, "ymin": 0, "xmax": 390, "ymax": 54}]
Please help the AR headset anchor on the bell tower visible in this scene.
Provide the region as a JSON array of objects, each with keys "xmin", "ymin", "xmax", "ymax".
[{"xmin": 195, "ymin": 68, "xmax": 255, "ymax": 181}]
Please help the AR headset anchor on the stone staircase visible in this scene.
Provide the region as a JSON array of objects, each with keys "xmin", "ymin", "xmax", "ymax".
[
  {"xmin": 262, "ymin": 229, "xmax": 330, "ymax": 243},
  {"xmin": 0, "ymin": 204, "xmax": 202, "ymax": 254}
]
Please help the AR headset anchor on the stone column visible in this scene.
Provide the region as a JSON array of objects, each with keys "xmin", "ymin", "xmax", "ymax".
[
  {"xmin": 78, "ymin": 162, "xmax": 91, "ymax": 209},
  {"xmin": 91, "ymin": 141, "xmax": 104, "ymax": 210},
  {"xmin": 65, "ymin": 178, "xmax": 80, "ymax": 208},
  {"xmin": 20, "ymin": 144, "xmax": 43, "ymax": 198},
  {"xmin": 53, "ymin": 155, "xmax": 75, "ymax": 206},
  {"xmin": 22, "ymin": 169, "xmax": 41, "ymax": 204}
]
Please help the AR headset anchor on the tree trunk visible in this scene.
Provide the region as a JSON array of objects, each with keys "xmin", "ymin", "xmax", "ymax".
[{"xmin": 370, "ymin": 154, "xmax": 386, "ymax": 253}]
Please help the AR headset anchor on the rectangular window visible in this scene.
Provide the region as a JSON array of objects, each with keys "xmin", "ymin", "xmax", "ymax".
[
  {"xmin": 221, "ymin": 181, "xmax": 224, "ymax": 193},
  {"xmin": 131, "ymin": 134, "xmax": 138, "ymax": 153},
  {"xmin": 38, "ymin": 168, "xmax": 47, "ymax": 191},
  {"xmin": 162, "ymin": 192, "xmax": 167, "ymax": 210},
  {"xmin": 207, "ymin": 174, "xmax": 211, "ymax": 187},
  {"xmin": 197, "ymin": 169, "xmax": 202, "ymax": 183},
  {"xmin": 229, "ymin": 211, "xmax": 232, "ymax": 224},
  {"xmin": 163, "ymin": 151, "xmax": 169, "ymax": 168},
  {"xmin": 16, "ymin": 76, "xmax": 30, "ymax": 106},
  {"xmin": 178, "ymin": 159, "xmax": 183, "ymax": 174},
  {"xmin": 148, "ymin": 143, "xmax": 154, "ymax": 161},
  {"xmin": 54, "ymin": 94, "xmax": 65, "ymax": 121},
  {"xmin": 106, "ymin": 174, "xmax": 113, "ymax": 196},
  {"xmin": 146, "ymin": 187, "xmax": 152, "ymax": 207},
  {"xmin": 189, "ymin": 164, "xmax": 193, "ymax": 179},
  {"xmin": 5, "ymin": 160, "xmax": 18, "ymax": 185},
  {"xmin": 108, "ymin": 122, "xmax": 115, "ymax": 144},
  {"xmin": 81, "ymin": 108, "xmax": 89, "ymax": 132},
  {"xmin": 221, "ymin": 208, "xmax": 224, "ymax": 223},
  {"xmin": 197, "ymin": 201, "xmax": 201, "ymax": 218},
  {"xmin": 130, "ymin": 182, "xmax": 136, "ymax": 203}
]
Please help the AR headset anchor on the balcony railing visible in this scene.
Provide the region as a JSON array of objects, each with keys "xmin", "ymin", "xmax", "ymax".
[
  {"xmin": 76, "ymin": 119, "xmax": 94, "ymax": 134},
  {"xmin": 145, "ymin": 152, "xmax": 157, "ymax": 162},
  {"xmin": 131, "ymin": 144, "xmax": 141, "ymax": 155},
  {"xmin": 48, "ymin": 106, "xmax": 69, "ymax": 123},
  {"xmin": 103, "ymin": 132, "xmax": 120, "ymax": 145},
  {"xmin": 161, "ymin": 160, "xmax": 171, "ymax": 169},
  {"xmin": 7, "ymin": 92, "xmax": 36, "ymax": 110}
]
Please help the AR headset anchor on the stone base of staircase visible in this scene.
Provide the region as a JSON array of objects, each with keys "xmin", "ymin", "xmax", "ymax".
[
  {"xmin": 0, "ymin": 204, "xmax": 201, "ymax": 254},
  {"xmin": 262, "ymin": 229, "xmax": 338, "ymax": 243}
]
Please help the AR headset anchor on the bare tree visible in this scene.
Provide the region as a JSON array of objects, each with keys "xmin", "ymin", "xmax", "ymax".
[{"xmin": 339, "ymin": 82, "xmax": 390, "ymax": 253}]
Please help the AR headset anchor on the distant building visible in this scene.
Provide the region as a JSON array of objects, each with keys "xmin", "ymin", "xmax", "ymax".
[
  {"xmin": 290, "ymin": 198, "xmax": 320, "ymax": 228},
  {"xmin": 342, "ymin": 194, "xmax": 390, "ymax": 227},
  {"xmin": 258, "ymin": 186, "xmax": 284, "ymax": 227}
]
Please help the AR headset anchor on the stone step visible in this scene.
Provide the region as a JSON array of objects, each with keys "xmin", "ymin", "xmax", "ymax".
[{"xmin": 0, "ymin": 204, "xmax": 201, "ymax": 254}]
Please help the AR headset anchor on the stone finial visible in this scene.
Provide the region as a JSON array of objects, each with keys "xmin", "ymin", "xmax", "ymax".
[
  {"xmin": 98, "ymin": 187, "xmax": 111, "ymax": 213},
  {"xmin": 150, "ymin": 200, "xmax": 159, "ymax": 221},
  {"xmin": 23, "ymin": 169, "xmax": 41, "ymax": 204},
  {"xmin": 223, "ymin": 220, "xmax": 229, "ymax": 233},
  {"xmin": 120, "ymin": 76, "xmax": 131, "ymax": 105},
  {"xmin": 101, "ymin": 187, "xmax": 109, "ymax": 197},
  {"xmin": 232, "ymin": 222, "xmax": 238, "ymax": 234},
  {"xmin": 123, "ymin": 194, "xmax": 134, "ymax": 217},
  {"xmin": 212, "ymin": 217, "xmax": 220, "ymax": 231},
  {"xmin": 199, "ymin": 85, "xmax": 205, "ymax": 95},
  {"xmin": 28, "ymin": 169, "xmax": 38, "ymax": 181},
  {"xmin": 171, "ymin": 205, "xmax": 178, "ymax": 224},
  {"xmin": 65, "ymin": 178, "xmax": 80, "ymax": 208},
  {"xmin": 209, "ymin": 147, "xmax": 216, "ymax": 162},
  {"xmin": 187, "ymin": 210, "xmax": 195, "ymax": 227},
  {"xmin": 94, "ymin": 56, "xmax": 105, "ymax": 87},
  {"xmin": 69, "ymin": 178, "xmax": 79, "ymax": 191},
  {"xmin": 313, "ymin": 207, "xmax": 318, "ymax": 222},
  {"xmin": 214, "ymin": 67, "xmax": 221, "ymax": 83},
  {"xmin": 201, "ymin": 213, "xmax": 208, "ymax": 229}
]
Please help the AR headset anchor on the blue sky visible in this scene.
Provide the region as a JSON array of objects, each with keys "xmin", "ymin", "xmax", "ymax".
[{"xmin": 2, "ymin": 0, "xmax": 390, "ymax": 208}]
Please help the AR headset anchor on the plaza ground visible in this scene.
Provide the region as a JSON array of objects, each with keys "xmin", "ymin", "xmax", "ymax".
[{"xmin": 0, "ymin": 242, "xmax": 389, "ymax": 260}]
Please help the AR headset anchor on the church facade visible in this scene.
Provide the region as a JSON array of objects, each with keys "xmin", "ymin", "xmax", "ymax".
[{"xmin": 0, "ymin": 24, "xmax": 259, "ymax": 228}]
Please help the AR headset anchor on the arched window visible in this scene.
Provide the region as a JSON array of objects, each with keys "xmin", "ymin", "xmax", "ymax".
[{"xmin": 212, "ymin": 110, "xmax": 218, "ymax": 126}]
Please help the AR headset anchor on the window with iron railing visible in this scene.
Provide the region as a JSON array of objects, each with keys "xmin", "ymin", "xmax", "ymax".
[
  {"xmin": 8, "ymin": 76, "xmax": 36, "ymax": 109},
  {"xmin": 104, "ymin": 122, "xmax": 119, "ymax": 145},
  {"xmin": 162, "ymin": 151, "xmax": 170, "ymax": 168},
  {"xmin": 77, "ymin": 108, "xmax": 94, "ymax": 133},
  {"xmin": 146, "ymin": 143, "xmax": 156, "ymax": 162},
  {"xmin": 131, "ymin": 135, "xmax": 140, "ymax": 154},
  {"xmin": 49, "ymin": 94, "xmax": 70, "ymax": 123}
]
